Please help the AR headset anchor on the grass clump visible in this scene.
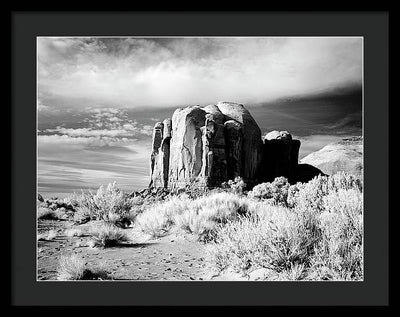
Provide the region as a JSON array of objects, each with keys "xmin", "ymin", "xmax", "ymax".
[
  {"xmin": 174, "ymin": 193, "xmax": 250, "ymax": 241},
  {"xmin": 56, "ymin": 254, "xmax": 110, "ymax": 280},
  {"xmin": 88, "ymin": 223, "xmax": 130, "ymax": 248},
  {"xmin": 136, "ymin": 192, "xmax": 251, "ymax": 241},
  {"xmin": 135, "ymin": 196, "xmax": 189, "ymax": 238},
  {"xmin": 64, "ymin": 228, "xmax": 85, "ymax": 238},
  {"xmin": 37, "ymin": 207, "xmax": 59, "ymax": 220},
  {"xmin": 37, "ymin": 229, "xmax": 58, "ymax": 241}
]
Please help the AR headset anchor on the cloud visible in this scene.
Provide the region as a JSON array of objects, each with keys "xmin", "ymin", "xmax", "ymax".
[
  {"xmin": 37, "ymin": 37, "xmax": 362, "ymax": 109},
  {"xmin": 41, "ymin": 106, "xmax": 154, "ymax": 138},
  {"xmin": 37, "ymin": 131, "xmax": 152, "ymax": 195}
]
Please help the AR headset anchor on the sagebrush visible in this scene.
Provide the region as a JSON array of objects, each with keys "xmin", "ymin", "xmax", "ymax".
[{"xmin": 208, "ymin": 172, "xmax": 363, "ymax": 280}]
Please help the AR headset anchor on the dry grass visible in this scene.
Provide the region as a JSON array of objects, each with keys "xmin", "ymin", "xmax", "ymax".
[
  {"xmin": 135, "ymin": 196, "xmax": 189, "ymax": 237},
  {"xmin": 56, "ymin": 255, "xmax": 86, "ymax": 280},
  {"xmin": 37, "ymin": 229, "xmax": 57, "ymax": 241},
  {"xmin": 88, "ymin": 223, "xmax": 130, "ymax": 248},
  {"xmin": 56, "ymin": 254, "xmax": 110, "ymax": 280},
  {"xmin": 64, "ymin": 228, "xmax": 85, "ymax": 238},
  {"xmin": 37, "ymin": 207, "xmax": 59, "ymax": 220},
  {"xmin": 136, "ymin": 192, "xmax": 251, "ymax": 240},
  {"xmin": 52, "ymin": 172, "xmax": 363, "ymax": 281},
  {"xmin": 207, "ymin": 173, "xmax": 363, "ymax": 280}
]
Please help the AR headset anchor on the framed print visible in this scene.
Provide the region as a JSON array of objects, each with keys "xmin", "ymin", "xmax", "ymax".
[{"xmin": 11, "ymin": 11, "xmax": 389, "ymax": 306}]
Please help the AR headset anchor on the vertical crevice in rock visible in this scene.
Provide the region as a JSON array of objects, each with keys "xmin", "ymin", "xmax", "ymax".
[
  {"xmin": 216, "ymin": 102, "xmax": 262, "ymax": 185},
  {"xmin": 149, "ymin": 121, "xmax": 164, "ymax": 187},
  {"xmin": 201, "ymin": 113, "xmax": 227, "ymax": 187},
  {"xmin": 224, "ymin": 120, "xmax": 243, "ymax": 181},
  {"xmin": 161, "ymin": 118, "xmax": 172, "ymax": 188}
]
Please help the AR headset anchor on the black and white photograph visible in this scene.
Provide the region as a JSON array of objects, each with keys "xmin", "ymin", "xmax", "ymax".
[{"xmin": 36, "ymin": 36, "xmax": 364, "ymax": 282}]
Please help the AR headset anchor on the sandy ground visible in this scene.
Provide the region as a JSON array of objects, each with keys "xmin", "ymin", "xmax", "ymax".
[{"xmin": 37, "ymin": 220, "xmax": 213, "ymax": 281}]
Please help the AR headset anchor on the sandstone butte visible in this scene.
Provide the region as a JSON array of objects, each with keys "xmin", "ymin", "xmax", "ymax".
[{"xmin": 149, "ymin": 101, "xmax": 325, "ymax": 189}]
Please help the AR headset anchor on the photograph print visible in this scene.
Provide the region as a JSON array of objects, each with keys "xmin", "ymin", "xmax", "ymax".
[{"xmin": 37, "ymin": 37, "xmax": 363, "ymax": 281}]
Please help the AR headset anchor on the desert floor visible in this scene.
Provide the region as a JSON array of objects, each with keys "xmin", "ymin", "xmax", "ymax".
[{"xmin": 37, "ymin": 219, "xmax": 216, "ymax": 281}]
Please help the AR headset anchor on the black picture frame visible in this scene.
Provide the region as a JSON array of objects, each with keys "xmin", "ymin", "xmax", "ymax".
[{"xmin": 11, "ymin": 11, "xmax": 389, "ymax": 306}]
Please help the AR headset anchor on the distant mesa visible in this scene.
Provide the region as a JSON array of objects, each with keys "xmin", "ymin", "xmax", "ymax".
[
  {"xmin": 149, "ymin": 102, "xmax": 358, "ymax": 189},
  {"xmin": 301, "ymin": 136, "xmax": 363, "ymax": 180}
]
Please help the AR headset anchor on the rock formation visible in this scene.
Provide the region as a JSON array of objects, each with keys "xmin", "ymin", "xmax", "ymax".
[
  {"xmin": 150, "ymin": 102, "xmax": 262, "ymax": 189},
  {"xmin": 149, "ymin": 102, "xmax": 330, "ymax": 189},
  {"xmin": 259, "ymin": 130, "xmax": 301, "ymax": 183},
  {"xmin": 301, "ymin": 136, "xmax": 363, "ymax": 180}
]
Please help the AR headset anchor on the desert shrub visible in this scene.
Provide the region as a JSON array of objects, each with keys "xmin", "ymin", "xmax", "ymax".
[
  {"xmin": 57, "ymin": 255, "xmax": 86, "ymax": 280},
  {"xmin": 37, "ymin": 207, "xmax": 59, "ymax": 220},
  {"xmin": 286, "ymin": 182, "xmax": 304, "ymax": 208},
  {"xmin": 173, "ymin": 192, "xmax": 251, "ymax": 241},
  {"xmin": 37, "ymin": 229, "xmax": 57, "ymax": 241},
  {"xmin": 56, "ymin": 255, "xmax": 110, "ymax": 280},
  {"xmin": 275, "ymin": 263, "xmax": 307, "ymax": 281},
  {"xmin": 72, "ymin": 182, "xmax": 134, "ymax": 224},
  {"xmin": 61, "ymin": 193, "xmax": 80, "ymax": 209},
  {"xmin": 73, "ymin": 205, "xmax": 92, "ymax": 224},
  {"xmin": 289, "ymin": 172, "xmax": 363, "ymax": 214},
  {"xmin": 136, "ymin": 192, "xmax": 252, "ymax": 240},
  {"xmin": 248, "ymin": 177, "xmax": 290, "ymax": 206},
  {"xmin": 88, "ymin": 223, "xmax": 130, "ymax": 248},
  {"xmin": 208, "ymin": 177, "xmax": 363, "ymax": 280},
  {"xmin": 135, "ymin": 196, "xmax": 190, "ymax": 237},
  {"xmin": 308, "ymin": 188, "xmax": 363, "ymax": 280},
  {"xmin": 92, "ymin": 182, "xmax": 132, "ymax": 221},
  {"xmin": 174, "ymin": 211, "xmax": 216, "ymax": 241},
  {"xmin": 64, "ymin": 228, "xmax": 85, "ymax": 238},
  {"xmin": 208, "ymin": 204, "xmax": 320, "ymax": 274},
  {"xmin": 327, "ymin": 171, "xmax": 363, "ymax": 192},
  {"xmin": 221, "ymin": 176, "xmax": 246, "ymax": 194}
]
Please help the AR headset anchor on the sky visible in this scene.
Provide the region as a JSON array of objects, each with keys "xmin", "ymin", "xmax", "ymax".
[{"xmin": 37, "ymin": 37, "xmax": 363, "ymax": 197}]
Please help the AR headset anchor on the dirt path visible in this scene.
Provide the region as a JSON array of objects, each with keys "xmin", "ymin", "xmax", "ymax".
[{"xmin": 38, "ymin": 220, "xmax": 211, "ymax": 281}]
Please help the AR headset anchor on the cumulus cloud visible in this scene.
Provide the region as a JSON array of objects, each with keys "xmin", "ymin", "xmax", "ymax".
[{"xmin": 37, "ymin": 37, "xmax": 362, "ymax": 109}]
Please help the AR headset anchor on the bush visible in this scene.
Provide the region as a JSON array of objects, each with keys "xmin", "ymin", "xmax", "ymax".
[
  {"xmin": 248, "ymin": 177, "xmax": 290, "ymax": 206},
  {"xmin": 135, "ymin": 196, "xmax": 190, "ymax": 237},
  {"xmin": 57, "ymin": 255, "xmax": 86, "ymax": 280},
  {"xmin": 88, "ymin": 223, "xmax": 130, "ymax": 248},
  {"xmin": 37, "ymin": 207, "xmax": 59, "ymax": 220},
  {"xmin": 173, "ymin": 192, "xmax": 250, "ymax": 241},
  {"xmin": 207, "ymin": 173, "xmax": 363, "ymax": 280},
  {"xmin": 289, "ymin": 172, "xmax": 363, "ymax": 214},
  {"xmin": 72, "ymin": 182, "xmax": 135, "ymax": 224},
  {"xmin": 56, "ymin": 255, "xmax": 110, "ymax": 280},
  {"xmin": 64, "ymin": 228, "xmax": 85, "ymax": 238},
  {"xmin": 136, "ymin": 192, "xmax": 251, "ymax": 240},
  {"xmin": 37, "ymin": 229, "xmax": 57, "ymax": 241},
  {"xmin": 221, "ymin": 176, "xmax": 246, "ymax": 194},
  {"xmin": 208, "ymin": 204, "xmax": 319, "ymax": 274},
  {"xmin": 309, "ymin": 188, "xmax": 363, "ymax": 280}
]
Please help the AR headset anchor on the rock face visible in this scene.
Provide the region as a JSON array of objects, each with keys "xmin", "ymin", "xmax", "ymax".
[
  {"xmin": 301, "ymin": 136, "xmax": 363, "ymax": 179},
  {"xmin": 259, "ymin": 130, "xmax": 301, "ymax": 183},
  {"xmin": 150, "ymin": 120, "xmax": 169, "ymax": 188},
  {"xmin": 169, "ymin": 106, "xmax": 207, "ymax": 188},
  {"xmin": 148, "ymin": 102, "xmax": 354, "ymax": 189},
  {"xmin": 150, "ymin": 102, "xmax": 262, "ymax": 189}
]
